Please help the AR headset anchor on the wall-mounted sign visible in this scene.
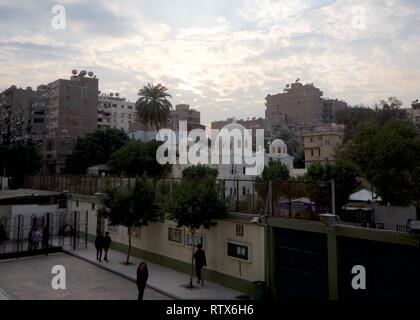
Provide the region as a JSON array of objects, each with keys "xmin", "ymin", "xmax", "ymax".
[
  {"xmin": 227, "ymin": 240, "xmax": 251, "ymax": 262},
  {"xmin": 168, "ymin": 227, "xmax": 183, "ymax": 244},
  {"xmin": 186, "ymin": 233, "xmax": 203, "ymax": 247}
]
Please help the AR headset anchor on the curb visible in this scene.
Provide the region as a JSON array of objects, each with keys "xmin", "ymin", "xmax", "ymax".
[{"xmin": 63, "ymin": 249, "xmax": 181, "ymax": 300}]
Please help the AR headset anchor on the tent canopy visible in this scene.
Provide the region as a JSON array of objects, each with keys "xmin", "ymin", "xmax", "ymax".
[{"xmin": 349, "ymin": 189, "xmax": 382, "ymax": 202}]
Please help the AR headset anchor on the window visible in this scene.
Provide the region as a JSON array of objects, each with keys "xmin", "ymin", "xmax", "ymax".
[
  {"xmin": 92, "ymin": 203, "xmax": 95, "ymax": 210},
  {"xmin": 243, "ymin": 167, "xmax": 246, "ymax": 174},
  {"xmin": 236, "ymin": 224, "xmax": 244, "ymax": 237},
  {"xmin": 243, "ymin": 187, "xmax": 246, "ymax": 195},
  {"xmin": 76, "ymin": 201, "xmax": 79, "ymax": 208},
  {"xmin": 128, "ymin": 105, "xmax": 133, "ymax": 110},
  {"xmin": 311, "ymin": 149, "xmax": 314, "ymax": 157},
  {"xmin": 227, "ymin": 241, "xmax": 250, "ymax": 262}
]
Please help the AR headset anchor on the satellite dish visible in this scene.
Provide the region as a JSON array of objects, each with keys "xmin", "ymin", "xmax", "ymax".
[
  {"xmin": 115, "ymin": 93, "xmax": 119, "ymax": 97},
  {"xmin": 26, "ymin": 86, "xmax": 32, "ymax": 91},
  {"xmin": 110, "ymin": 93, "xmax": 114, "ymax": 97},
  {"xmin": 79, "ymin": 70, "xmax": 87, "ymax": 77},
  {"xmin": 72, "ymin": 69, "xmax": 77, "ymax": 75},
  {"xmin": 88, "ymin": 71, "xmax": 94, "ymax": 77}
]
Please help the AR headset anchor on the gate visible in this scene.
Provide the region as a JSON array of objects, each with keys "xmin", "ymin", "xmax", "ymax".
[{"xmin": 0, "ymin": 211, "xmax": 88, "ymax": 260}]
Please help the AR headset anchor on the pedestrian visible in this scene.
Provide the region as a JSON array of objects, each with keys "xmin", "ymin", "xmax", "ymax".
[
  {"xmin": 42, "ymin": 225, "xmax": 49, "ymax": 251},
  {"xmin": 95, "ymin": 230, "xmax": 104, "ymax": 262},
  {"xmin": 136, "ymin": 262, "xmax": 149, "ymax": 300},
  {"xmin": 193, "ymin": 243, "xmax": 207, "ymax": 285},
  {"xmin": 0, "ymin": 223, "xmax": 8, "ymax": 246},
  {"xmin": 33, "ymin": 229, "xmax": 42, "ymax": 249},
  {"xmin": 28, "ymin": 227, "xmax": 35, "ymax": 251},
  {"xmin": 103, "ymin": 231, "xmax": 112, "ymax": 262}
]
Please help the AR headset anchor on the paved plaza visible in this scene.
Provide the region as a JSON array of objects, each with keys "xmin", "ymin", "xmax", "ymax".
[
  {"xmin": 0, "ymin": 253, "xmax": 171, "ymax": 300},
  {"xmin": 65, "ymin": 242, "xmax": 246, "ymax": 300}
]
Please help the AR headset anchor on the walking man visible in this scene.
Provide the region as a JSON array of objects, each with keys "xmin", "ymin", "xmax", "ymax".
[
  {"xmin": 103, "ymin": 231, "xmax": 112, "ymax": 262},
  {"xmin": 136, "ymin": 262, "xmax": 149, "ymax": 300},
  {"xmin": 193, "ymin": 244, "xmax": 207, "ymax": 285},
  {"xmin": 95, "ymin": 230, "xmax": 104, "ymax": 262}
]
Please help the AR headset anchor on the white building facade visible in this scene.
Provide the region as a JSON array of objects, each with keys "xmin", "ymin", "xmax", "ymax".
[{"xmin": 98, "ymin": 93, "xmax": 136, "ymax": 132}]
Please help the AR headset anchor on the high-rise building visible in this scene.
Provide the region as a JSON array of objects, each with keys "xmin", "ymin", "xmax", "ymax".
[
  {"xmin": 98, "ymin": 93, "xmax": 136, "ymax": 132},
  {"xmin": 265, "ymin": 80, "xmax": 347, "ymax": 139},
  {"xmin": 265, "ymin": 81, "xmax": 324, "ymax": 126},
  {"xmin": 44, "ymin": 70, "xmax": 99, "ymax": 173},
  {"xmin": 0, "ymin": 85, "xmax": 49, "ymax": 145}
]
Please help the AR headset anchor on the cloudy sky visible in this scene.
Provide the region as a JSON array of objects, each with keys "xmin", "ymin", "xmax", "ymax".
[{"xmin": 0, "ymin": 0, "xmax": 419, "ymax": 126}]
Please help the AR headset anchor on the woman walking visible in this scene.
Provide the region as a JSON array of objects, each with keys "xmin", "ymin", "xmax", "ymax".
[
  {"xmin": 95, "ymin": 231, "xmax": 104, "ymax": 262},
  {"xmin": 136, "ymin": 262, "xmax": 149, "ymax": 300}
]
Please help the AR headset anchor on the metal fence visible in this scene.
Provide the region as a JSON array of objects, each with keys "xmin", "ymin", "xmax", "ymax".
[
  {"xmin": 0, "ymin": 210, "xmax": 88, "ymax": 260},
  {"xmin": 24, "ymin": 175, "xmax": 334, "ymax": 219}
]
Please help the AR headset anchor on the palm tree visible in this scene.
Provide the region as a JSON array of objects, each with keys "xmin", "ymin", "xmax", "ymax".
[{"xmin": 136, "ymin": 83, "xmax": 172, "ymax": 131}]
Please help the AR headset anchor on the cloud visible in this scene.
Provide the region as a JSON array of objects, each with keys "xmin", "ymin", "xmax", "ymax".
[{"xmin": 0, "ymin": 0, "xmax": 419, "ymax": 126}]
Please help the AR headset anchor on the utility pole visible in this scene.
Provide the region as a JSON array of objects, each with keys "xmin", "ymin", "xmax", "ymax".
[{"xmin": 331, "ymin": 179, "xmax": 336, "ymax": 216}]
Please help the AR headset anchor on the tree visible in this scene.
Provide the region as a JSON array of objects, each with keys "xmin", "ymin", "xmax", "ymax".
[
  {"xmin": 164, "ymin": 165, "xmax": 226, "ymax": 288},
  {"xmin": 65, "ymin": 128, "xmax": 129, "ymax": 174},
  {"xmin": 346, "ymin": 121, "xmax": 420, "ymax": 205},
  {"xmin": 108, "ymin": 140, "xmax": 171, "ymax": 177},
  {"xmin": 255, "ymin": 161, "xmax": 290, "ymax": 211},
  {"xmin": 136, "ymin": 83, "xmax": 172, "ymax": 130},
  {"xmin": 304, "ymin": 161, "xmax": 359, "ymax": 212},
  {"xmin": 0, "ymin": 143, "xmax": 42, "ymax": 189},
  {"xmin": 98, "ymin": 177, "xmax": 159, "ymax": 264},
  {"xmin": 335, "ymin": 97, "xmax": 408, "ymax": 142}
]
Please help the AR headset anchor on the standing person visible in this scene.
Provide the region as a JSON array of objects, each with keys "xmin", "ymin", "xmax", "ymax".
[
  {"xmin": 103, "ymin": 232, "xmax": 112, "ymax": 262},
  {"xmin": 28, "ymin": 227, "xmax": 35, "ymax": 251},
  {"xmin": 193, "ymin": 244, "xmax": 207, "ymax": 285},
  {"xmin": 136, "ymin": 262, "xmax": 149, "ymax": 300},
  {"xmin": 42, "ymin": 225, "xmax": 49, "ymax": 251},
  {"xmin": 95, "ymin": 231, "xmax": 104, "ymax": 262},
  {"xmin": 0, "ymin": 223, "xmax": 8, "ymax": 246}
]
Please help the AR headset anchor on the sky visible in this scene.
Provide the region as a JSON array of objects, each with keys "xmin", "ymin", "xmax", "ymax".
[{"xmin": 0, "ymin": 0, "xmax": 419, "ymax": 126}]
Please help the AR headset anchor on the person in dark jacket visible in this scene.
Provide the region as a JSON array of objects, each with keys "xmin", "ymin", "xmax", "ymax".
[
  {"xmin": 193, "ymin": 244, "xmax": 207, "ymax": 285},
  {"xmin": 103, "ymin": 232, "xmax": 112, "ymax": 262},
  {"xmin": 95, "ymin": 231, "xmax": 104, "ymax": 262},
  {"xmin": 136, "ymin": 262, "xmax": 149, "ymax": 300}
]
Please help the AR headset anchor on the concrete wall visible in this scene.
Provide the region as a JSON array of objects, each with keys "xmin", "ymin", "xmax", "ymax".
[
  {"xmin": 68, "ymin": 196, "xmax": 265, "ymax": 294},
  {"xmin": 374, "ymin": 205, "xmax": 417, "ymax": 230}
]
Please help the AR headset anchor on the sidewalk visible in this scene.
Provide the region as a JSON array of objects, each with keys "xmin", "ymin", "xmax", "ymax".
[{"xmin": 64, "ymin": 242, "xmax": 246, "ymax": 300}]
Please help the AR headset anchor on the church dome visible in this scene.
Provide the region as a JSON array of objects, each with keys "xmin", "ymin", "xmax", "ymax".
[{"xmin": 269, "ymin": 139, "xmax": 288, "ymax": 155}]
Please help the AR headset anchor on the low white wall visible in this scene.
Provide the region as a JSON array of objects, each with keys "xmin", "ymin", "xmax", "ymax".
[
  {"xmin": 374, "ymin": 205, "xmax": 417, "ymax": 230},
  {"xmin": 69, "ymin": 198, "xmax": 265, "ymax": 282}
]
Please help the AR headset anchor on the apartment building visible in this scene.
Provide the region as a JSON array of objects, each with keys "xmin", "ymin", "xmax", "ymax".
[
  {"xmin": 264, "ymin": 80, "xmax": 347, "ymax": 139},
  {"xmin": 129, "ymin": 104, "xmax": 204, "ymax": 141},
  {"xmin": 44, "ymin": 70, "xmax": 99, "ymax": 173},
  {"xmin": 0, "ymin": 85, "xmax": 49, "ymax": 145},
  {"xmin": 303, "ymin": 124, "xmax": 344, "ymax": 168},
  {"xmin": 98, "ymin": 93, "xmax": 136, "ymax": 132},
  {"xmin": 169, "ymin": 104, "xmax": 204, "ymax": 131}
]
